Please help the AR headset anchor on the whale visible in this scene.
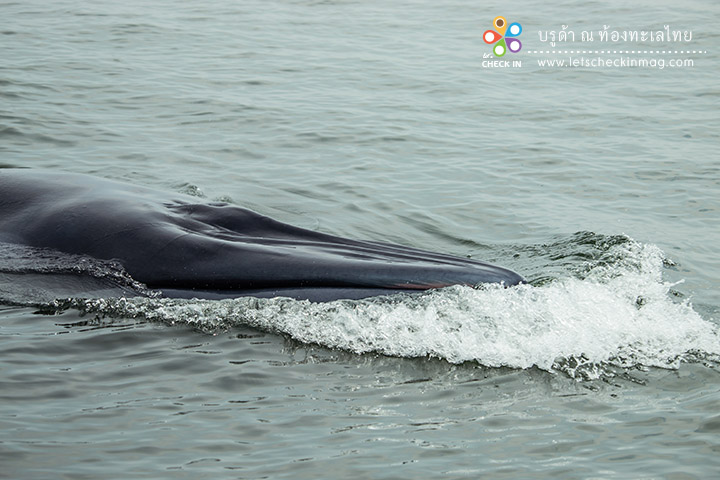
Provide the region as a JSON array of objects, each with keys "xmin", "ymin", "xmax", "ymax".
[{"xmin": 0, "ymin": 169, "xmax": 524, "ymax": 302}]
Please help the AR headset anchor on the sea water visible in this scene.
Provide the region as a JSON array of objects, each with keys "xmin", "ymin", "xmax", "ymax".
[{"xmin": 1, "ymin": 0, "xmax": 719, "ymax": 478}]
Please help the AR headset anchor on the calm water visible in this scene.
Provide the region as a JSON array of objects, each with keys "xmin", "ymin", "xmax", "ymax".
[{"xmin": 2, "ymin": 0, "xmax": 719, "ymax": 478}]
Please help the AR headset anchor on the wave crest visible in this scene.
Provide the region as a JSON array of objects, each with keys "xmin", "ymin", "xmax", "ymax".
[{"xmin": 54, "ymin": 238, "xmax": 720, "ymax": 379}]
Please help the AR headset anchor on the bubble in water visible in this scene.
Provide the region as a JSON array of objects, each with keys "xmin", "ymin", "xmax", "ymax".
[{"xmin": 57, "ymin": 239, "xmax": 720, "ymax": 380}]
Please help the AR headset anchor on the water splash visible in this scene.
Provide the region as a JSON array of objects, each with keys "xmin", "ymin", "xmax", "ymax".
[
  {"xmin": 54, "ymin": 237, "xmax": 720, "ymax": 379},
  {"xmin": 0, "ymin": 243, "xmax": 157, "ymax": 305}
]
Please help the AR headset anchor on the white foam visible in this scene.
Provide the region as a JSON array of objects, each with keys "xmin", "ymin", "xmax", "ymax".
[{"xmin": 69, "ymin": 240, "xmax": 720, "ymax": 378}]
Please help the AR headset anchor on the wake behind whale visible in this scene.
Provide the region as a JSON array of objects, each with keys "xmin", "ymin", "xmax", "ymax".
[{"xmin": 0, "ymin": 169, "xmax": 523, "ymax": 303}]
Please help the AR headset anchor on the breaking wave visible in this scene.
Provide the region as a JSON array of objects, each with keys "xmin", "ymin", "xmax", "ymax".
[{"xmin": 45, "ymin": 234, "xmax": 719, "ymax": 380}]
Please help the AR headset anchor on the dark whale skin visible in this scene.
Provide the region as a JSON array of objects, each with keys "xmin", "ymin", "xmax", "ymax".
[{"xmin": 0, "ymin": 170, "xmax": 524, "ymax": 301}]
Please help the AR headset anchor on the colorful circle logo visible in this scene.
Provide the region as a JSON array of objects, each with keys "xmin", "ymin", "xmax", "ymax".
[{"xmin": 483, "ymin": 16, "xmax": 522, "ymax": 57}]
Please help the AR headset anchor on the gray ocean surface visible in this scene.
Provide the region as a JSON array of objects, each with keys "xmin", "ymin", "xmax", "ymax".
[{"xmin": 2, "ymin": 0, "xmax": 719, "ymax": 478}]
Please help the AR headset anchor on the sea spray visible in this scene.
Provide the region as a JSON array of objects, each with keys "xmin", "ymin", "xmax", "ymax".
[{"xmin": 56, "ymin": 238, "xmax": 720, "ymax": 379}]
